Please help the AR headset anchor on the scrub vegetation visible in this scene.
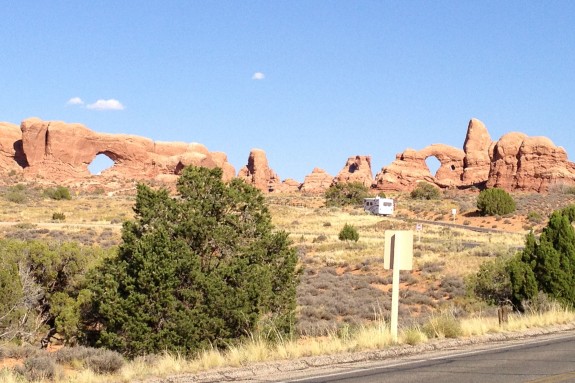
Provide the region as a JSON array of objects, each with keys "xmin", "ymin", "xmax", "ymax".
[{"xmin": 1, "ymin": 176, "xmax": 575, "ymax": 382}]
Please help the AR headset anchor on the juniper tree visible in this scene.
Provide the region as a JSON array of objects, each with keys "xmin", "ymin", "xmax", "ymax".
[
  {"xmin": 82, "ymin": 166, "xmax": 299, "ymax": 356},
  {"xmin": 509, "ymin": 206, "xmax": 575, "ymax": 308}
]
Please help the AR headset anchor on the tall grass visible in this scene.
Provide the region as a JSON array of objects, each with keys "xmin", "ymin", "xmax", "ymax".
[{"xmin": 1, "ymin": 307, "xmax": 574, "ymax": 383}]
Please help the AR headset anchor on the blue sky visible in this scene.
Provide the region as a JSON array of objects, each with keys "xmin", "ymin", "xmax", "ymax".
[{"xmin": 2, "ymin": 1, "xmax": 574, "ymax": 181}]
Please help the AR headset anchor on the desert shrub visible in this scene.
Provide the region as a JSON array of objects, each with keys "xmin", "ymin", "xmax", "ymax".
[
  {"xmin": 476, "ymin": 188, "xmax": 516, "ymax": 216},
  {"xmin": 16, "ymin": 356, "xmax": 57, "ymax": 381},
  {"xmin": 0, "ymin": 344, "xmax": 39, "ymax": 360},
  {"xmin": 439, "ymin": 275, "xmax": 465, "ymax": 296},
  {"xmin": 0, "ymin": 239, "xmax": 111, "ymax": 344},
  {"xmin": 527, "ymin": 211, "xmax": 544, "ymax": 223},
  {"xmin": 54, "ymin": 345, "xmax": 95, "ymax": 364},
  {"xmin": 297, "ymin": 268, "xmax": 391, "ymax": 336},
  {"xmin": 467, "ymin": 255, "xmax": 513, "ymax": 306},
  {"xmin": 462, "ymin": 220, "xmax": 471, "ymax": 225},
  {"xmin": 420, "ymin": 260, "xmax": 445, "ymax": 275},
  {"xmin": 410, "ymin": 182, "xmax": 441, "ymax": 200},
  {"xmin": 323, "ymin": 222, "xmax": 332, "ymax": 227},
  {"xmin": 44, "ymin": 185, "xmax": 72, "ymax": 200},
  {"xmin": 324, "ymin": 182, "xmax": 370, "ymax": 207},
  {"xmin": 85, "ymin": 348, "xmax": 125, "ymax": 374},
  {"xmin": 338, "ymin": 223, "xmax": 359, "ymax": 243},
  {"xmin": 312, "ymin": 234, "xmax": 328, "ymax": 243},
  {"xmin": 92, "ymin": 187, "xmax": 106, "ymax": 195},
  {"xmin": 82, "ymin": 166, "xmax": 299, "ymax": 357},
  {"xmin": 52, "ymin": 212, "xmax": 66, "ymax": 221},
  {"xmin": 5, "ymin": 188, "xmax": 26, "ymax": 204}
]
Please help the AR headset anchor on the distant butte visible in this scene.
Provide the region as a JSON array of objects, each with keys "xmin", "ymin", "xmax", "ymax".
[{"xmin": 1, "ymin": 117, "xmax": 574, "ymax": 193}]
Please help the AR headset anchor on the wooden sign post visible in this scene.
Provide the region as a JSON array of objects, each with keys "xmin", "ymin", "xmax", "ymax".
[{"xmin": 384, "ymin": 230, "xmax": 414, "ymax": 342}]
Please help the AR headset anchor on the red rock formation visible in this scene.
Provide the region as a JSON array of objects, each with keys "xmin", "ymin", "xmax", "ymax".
[
  {"xmin": 374, "ymin": 144, "xmax": 464, "ymax": 191},
  {"xmin": 300, "ymin": 168, "xmax": 333, "ymax": 193},
  {"xmin": 0, "ymin": 122, "xmax": 26, "ymax": 172},
  {"xmin": 462, "ymin": 118, "xmax": 492, "ymax": 185},
  {"xmin": 488, "ymin": 134, "xmax": 575, "ymax": 192},
  {"xmin": 375, "ymin": 118, "xmax": 575, "ymax": 193},
  {"xmin": 274, "ymin": 178, "xmax": 301, "ymax": 193},
  {"xmin": 237, "ymin": 149, "xmax": 281, "ymax": 192},
  {"xmin": 4, "ymin": 116, "xmax": 575, "ymax": 194},
  {"xmin": 484, "ymin": 132, "xmax": 527, "ymax": 191},
  {"xmin": 419, "ymin": 144, "xmax": 465, "ymax": 187},
  {"xmin": 17, "ymin": 117, "xmax": 235, "ymax": 184},
  {"xmin": 333, "ymin": 155, "xmax": 374, "ymax": 188}
]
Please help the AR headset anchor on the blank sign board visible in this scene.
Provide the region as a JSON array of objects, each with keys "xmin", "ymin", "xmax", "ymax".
[{"xmin": 384, "ymin": 230, "xmax": 414, "ymax": 270}]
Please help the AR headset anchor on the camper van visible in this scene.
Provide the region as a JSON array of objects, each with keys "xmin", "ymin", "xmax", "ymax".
[{"xmin": 363, "ymin": 197, "xmax": 394, "ymax": 216}]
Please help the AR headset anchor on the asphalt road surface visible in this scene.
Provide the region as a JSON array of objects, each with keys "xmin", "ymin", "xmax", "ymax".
[{"xmin": 278, "ymin": 333, "xmax": 575, "ymax": 383}]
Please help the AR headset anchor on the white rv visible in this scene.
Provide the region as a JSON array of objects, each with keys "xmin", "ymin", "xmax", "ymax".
[{"xmin": 363, "ymin": 197, "xmax": 394, "ymax": 215}]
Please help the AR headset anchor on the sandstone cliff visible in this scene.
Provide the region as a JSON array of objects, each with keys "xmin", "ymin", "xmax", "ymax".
[
  {"xmin": 10, "ymin": 117, "xmax": 236, "ymax": 185},
  {"xmin": 373, "ymin": 119, "xmax": 575, "ymax": 193}
]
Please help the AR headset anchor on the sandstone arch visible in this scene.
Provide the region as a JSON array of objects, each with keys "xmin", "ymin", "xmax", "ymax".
[
  {"xmin": 88, "ymin": 152, "xmax": 115, "ymax": 175},
  {"xmin": 17, "ymin": 117, "xmax": 235, "ymax": 184}
]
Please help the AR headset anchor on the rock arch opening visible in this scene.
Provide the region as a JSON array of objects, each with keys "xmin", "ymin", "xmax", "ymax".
[
  {"xmin": 425, "ymin": 156, "xmax": 441, "ymax": 177},
  {"xmin": 88, "ymin": 153, "xmax": 115, "ymax": 175}
]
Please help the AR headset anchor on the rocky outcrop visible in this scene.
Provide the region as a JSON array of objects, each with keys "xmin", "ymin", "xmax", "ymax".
[
  {"xmin": 2, "ymin": 116, "xmax": 574, "ymax": 194},
  {"xmin": 14, "ymin": 117, "xmax": 236, "ymax": 184},
  {"xmin": 487, "ymin": 134, "xmax": 575, "ymax": 192},
  {"xmin": 333, "ymin": 155, "xmax": 373, "ymax": 188},
  {"xmin": 374, "ymin": 118, "xmax": 575, "ymax": 192},
  {"xmin": 483, "ymin": 132, "xmax": 527, "ymax": 191},
  {"xmin": 237, "ymin": 149, "xmax": 281, "ymax": 192},
  {"xmin": 462, "ymin": 118, "xmax": 492, "ymax": 185},
  {"xmin": 374, "ymin": 144, "xmax": 465, "ymax": 191},
  {"xmin": 0, "ymin": 122, "xmax": 26, "ymax": 172},
  {"xmin": 274, "ymin": 178, "xmax": 301, "ymax": 193},
  {"xmin": 300, "ymin": 168, "xmax": 333, "ymax": 193}
]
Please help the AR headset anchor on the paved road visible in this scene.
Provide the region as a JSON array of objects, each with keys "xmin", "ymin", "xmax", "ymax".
[{"xmin": 278, "ymin": 333, "xmax": 575, "ymax": 383}]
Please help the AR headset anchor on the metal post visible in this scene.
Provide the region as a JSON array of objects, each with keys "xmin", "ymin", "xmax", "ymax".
[{"xmin": 390, "ymin": 235, "xmax": 400, "ymax": 343}]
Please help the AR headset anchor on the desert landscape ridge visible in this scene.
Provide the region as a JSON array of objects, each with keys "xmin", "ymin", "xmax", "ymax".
[{"xmin": 1, "ymin": 117, "xmax": 575, "ymax": 193}]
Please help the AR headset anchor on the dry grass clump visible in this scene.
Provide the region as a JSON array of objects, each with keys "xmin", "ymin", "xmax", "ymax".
[
  {"xmin": 460, "ymin": 303, "xmax": 575, "ymax": 337},
  {"xmin": 422, "ymin": 310, "xmax": 464, "ymax": 339}
]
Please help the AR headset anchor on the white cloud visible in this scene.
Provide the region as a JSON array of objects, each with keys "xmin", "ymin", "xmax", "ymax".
[
  {"xmin": 252, "ymin": 72, "xmax": 265, "ymax": 80},
  {"xmin": 87, "ymin": 99, "xmax": 125, "ymax": 111},
  {"xmin": 67, "ymin": 97, "xmax": 84, "ymax": 105}
]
